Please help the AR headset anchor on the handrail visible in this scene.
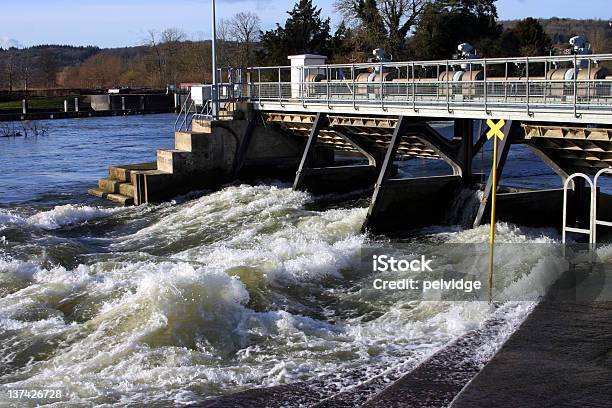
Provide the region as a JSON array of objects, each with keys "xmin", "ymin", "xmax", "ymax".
[
  {"xmin": 562, "ymin": 173, "xmax": 595, "ymax": 245},
  {"xmin": 247, "ymin": 53, "xmax": 612, "ymax": 72},
  {"xmin": 174, "ymin": 90, "xmax": 191, "ymax": 132},
  {"xmin": 592, "ymin": 168, "xmax": 612, "ymax": 245}
]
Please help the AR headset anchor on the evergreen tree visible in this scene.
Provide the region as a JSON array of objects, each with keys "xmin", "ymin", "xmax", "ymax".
[
  {"xmin": 410, "ymin": 0, "xmax": 502, "ymax": 59},
  {"xmin": 258, "ymin": 0, "xmax": 332, "ymax": 65},
  {"xmin": 511, "ymin": 17, "xmax": 552, "ymax": 56}
]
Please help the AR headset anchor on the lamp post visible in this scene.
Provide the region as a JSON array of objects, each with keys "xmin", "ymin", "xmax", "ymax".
[{"xmin": 211, "ymin": 0, "xmax": 218, "ymax": 119}]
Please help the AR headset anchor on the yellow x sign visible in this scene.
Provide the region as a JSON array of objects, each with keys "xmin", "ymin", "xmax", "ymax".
[{"xmin": 486, "ymin": 119, "xmax": 506, "ymax": 140}]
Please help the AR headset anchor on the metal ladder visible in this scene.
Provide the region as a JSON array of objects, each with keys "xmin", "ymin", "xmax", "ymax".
[{"xmin": 562, "ymin": 168, "xmax": 612, "ymax": 246}]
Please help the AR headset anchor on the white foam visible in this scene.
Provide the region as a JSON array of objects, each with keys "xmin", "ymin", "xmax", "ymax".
[
  {"xmin": 0, "ymin": 183, "xmax": 573, "ymax": 406},
  {"xmin": 27, "ymin": 204, "xmax": 122, "ymax": 229},
  {"xmin": 0, "ymin": 205, "xmax": 122, "ymax": 230}
]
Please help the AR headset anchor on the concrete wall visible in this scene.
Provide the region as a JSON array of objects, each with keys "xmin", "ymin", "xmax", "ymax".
[
  {"xmin": 367, "ymin": 175, "xmax": 462, "ymax": 234},
  {"xmin": 89, "ymin": 94, "xmax": 173, "ymax": 111}
]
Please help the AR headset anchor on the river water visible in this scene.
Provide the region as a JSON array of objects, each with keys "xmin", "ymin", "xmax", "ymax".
[{"xmin": 0, "ymin": 114, "xmax": 610, "ymax": 407}]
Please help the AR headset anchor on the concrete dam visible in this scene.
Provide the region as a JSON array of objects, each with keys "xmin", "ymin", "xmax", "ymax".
[{"xmin": 89, "ymin": 47, "xmax": 612, "ymax": 239}]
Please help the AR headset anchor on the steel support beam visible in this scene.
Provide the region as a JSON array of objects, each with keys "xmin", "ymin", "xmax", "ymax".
[
  {"xmin": 231, "ymin": 110, "xmax": 257, "ymax": 177},
  {"xmin": 293, "ymin": 112, "xmax": 327, "ymax": 190},
  {"xmin": 406, "ymin": 122, "xmax": 463, "ymax": 176},
  {"xmin": 455, "ymin": 119, "xmax": 473, "ymax": 184},
  {"xmin": 473, "ymin": 120, "xmax": 517, "ymax": 227},
  {"xmin": 362, "ymin": 116, "xmax": 411, "ymax": 231}
]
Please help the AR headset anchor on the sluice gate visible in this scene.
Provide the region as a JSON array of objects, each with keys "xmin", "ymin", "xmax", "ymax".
[{"xmin": 90, "ymin": 50, "xmax": 612, "ymax": 237}]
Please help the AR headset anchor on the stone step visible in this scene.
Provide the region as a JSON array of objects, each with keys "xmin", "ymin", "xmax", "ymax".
[
  {"xmin": 106, "ymin": 193, "xmax": 134, "ymax": 206},
  {"xmin": 87, "ymin": 188, "xmax": 134, "ymax": 206},
  {"xmin": 98, "ymin": 178, "xmax": 122, "ymax": 193},
  {"xmin": 88, "ymin": 187, "xmax": 107, "ymax": 199},
  {"xmin": 175, "ymin": 131, "xmax": 213, "ymax": 152},
  {"xmin": 119, "ymin": 183, "xmax": 135, "ymax": 197},
  {"xmin": 156, "ymin": 149, "xmax": 193, "ymax": 173},
  {"xmin": 109, "ymin": 162, "xmax": 157, "ymax": 182}
]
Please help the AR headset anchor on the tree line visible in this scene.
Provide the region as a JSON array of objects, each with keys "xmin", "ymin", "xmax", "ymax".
[{"xmin": 0, "ymin": 0, "xmax": 610, "ymax": 91}]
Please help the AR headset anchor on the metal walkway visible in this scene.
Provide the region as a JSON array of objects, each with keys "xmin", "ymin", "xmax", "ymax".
[{"xmin": 244, "ymin": 53, "xmax": 612, "ymax": 125}]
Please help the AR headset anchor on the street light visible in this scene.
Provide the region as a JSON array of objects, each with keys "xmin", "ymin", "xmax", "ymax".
[{"xmin": 211, "ymin": 0, "xmax": 218, "ymax": 119}]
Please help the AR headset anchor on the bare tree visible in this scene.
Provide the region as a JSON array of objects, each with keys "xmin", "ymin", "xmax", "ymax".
[
  {"xmin": 160, "ymin": 28, "xmax": 186, "ymax": 86},
  {"xmin": 228, "ymin": 12, "xmax": 261, "ymax": 67},
  {"xmin": 147, "ymin": 30, "xmax": 165, "ymax": 86},
  {"xmin": 5, "ymin": 51, "xmax": 16, "ymax": 92},
  {"xmin": 335, "ymin": 0, "xmax": 428, "ymax": 54},
  {"xmin": 145, "ymin": 28, "xmax": 186, "ymax": 87}
]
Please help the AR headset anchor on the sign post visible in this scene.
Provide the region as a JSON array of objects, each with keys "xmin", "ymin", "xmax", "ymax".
[{"xmin": 486, "ymin": 118, "xmax": 506, "ymax": 303}]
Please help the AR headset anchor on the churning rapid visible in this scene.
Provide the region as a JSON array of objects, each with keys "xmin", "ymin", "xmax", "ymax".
[
  {"xmin": 1, "ymin": 115, "xmax": 609, "ymax": 407},
  {"xmin": 0, "ymin": 181, "xmax": 586, "ymax": 407}
]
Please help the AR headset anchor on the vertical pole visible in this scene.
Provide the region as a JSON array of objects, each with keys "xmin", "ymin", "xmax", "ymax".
[
  {"xmin": 64, "ymin": 99, "xmax": 68, "ymax": 113},
  {"xmin": 483, "ymin": 59, "xmax": 488, "ymax": 114},
  {"xmin": 473, "ymin": 121, "xmax": 514, "ymax": 227},
  {"xmin": 352, "ymin": 63, "xmax": 356, "ymax": 110},
  {"xmin": 22, "ymin": 99, "xmax": 27, "ymax": 114},
  {"xmin": 446, "ymin": 61, "xmax": 450, "ymax": 112},
  {"xmin": 573, "ymin": 54, "xmax": 578, "ymax": 118},
  {"xmin": 258, "ymin": 68, "xmax": 261, "ymax": 107},
  {"xmin": 412, "ymin": 63, "xmax": 416, "ymax": 112},
  {"xmin": 380, "ymin": 62, "xmax": 384, "ymax": 110},
  {"xmin": 488, "ymin": 134, "xmax": 498, "ymax": 303},
  {"xmin": 278, "ymin": 67, "xmax": 282, "ymax": 105},
  {"xmin": 74, "ymin": 97, "xmax": 79, "ymax": 112},
  {"xmin": 504, "ymin": 62, "xmax": 508, "ymax": 104},
  {"xmin": 526, "ymin": 57, "xmax": 530, "ymax": 116},
  {"xmin": 211, "ymin": 0, "xmax": 218, "ymax": 119}
]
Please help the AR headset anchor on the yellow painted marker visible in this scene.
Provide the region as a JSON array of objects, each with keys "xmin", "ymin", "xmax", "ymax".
[{"xmin": 486, "ymin": 118, "xmax": 505, "ymax": 303}]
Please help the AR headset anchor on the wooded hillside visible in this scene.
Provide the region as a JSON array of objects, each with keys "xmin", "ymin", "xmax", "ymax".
[{"xmin": 1, "ymin": 2, "xmax": 609, "ymax": 91}]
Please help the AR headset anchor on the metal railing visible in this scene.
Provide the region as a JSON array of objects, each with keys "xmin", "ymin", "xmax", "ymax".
[
  {"xmin": 245, "ymin": 53, "xmax": 612, "ymax": 120},
  {"xmin": 562, "ymin": 168, "xmax": 612, "ymax": 247},
  {"xmin": 174, "ymin": 83, "xmax": 244, "ymax": 131}
]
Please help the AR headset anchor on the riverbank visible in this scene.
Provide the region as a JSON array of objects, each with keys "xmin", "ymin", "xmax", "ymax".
[{"xmin": 0, "ymin": 108, "xmax": 176, "ymax": 123}]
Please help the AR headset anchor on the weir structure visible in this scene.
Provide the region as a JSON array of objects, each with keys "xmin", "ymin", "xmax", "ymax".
[{"xmin": 90, "ymin": 51, "xmax": 612, "ymax": 237}]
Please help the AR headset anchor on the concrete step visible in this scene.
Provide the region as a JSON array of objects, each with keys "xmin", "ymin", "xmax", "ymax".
[
  {"xmin": 156, "ymin": 149, "xmax": 193, "ymax": 173},
  {"xmin": 98, "ymin": 178, "xmax": 123, "ymax": 194},
  {"xmin": 87, "ymin": 188, "xmax": 134, "ymax": 206},
  {"xmin": 191, "ymin": 120, "xmax": 213, "ymax": 133},
  {"xmin": 175, "ymin": 131, "xmax": 213, "ymax": 152},
  {"xmin": 119, "ymin": 183, "xmax": 135, "ymax": 197},
  {"xmin": 109, "ymin": 162, "xmax": 157, "ymax": 182},
  {"xmin": 88, "ymin": 187, "xmax": 107, "ymax": 199}
]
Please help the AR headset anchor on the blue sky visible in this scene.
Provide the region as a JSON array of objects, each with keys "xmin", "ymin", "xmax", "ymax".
[{"xmin": 1, "ymin": 0, "xmax": 610, "ymax": 48}]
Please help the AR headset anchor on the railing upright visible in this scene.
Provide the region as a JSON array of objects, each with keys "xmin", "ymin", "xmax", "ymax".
[
  {"xmin": 592, "ymin": 168, "xmax": 612, "ymax": 245},
  {"xmin": 483, "ymin": 59, "xmax": 488, "ymax": 114},
  {"xmin": 446, "ymin": 60, "xmax": 450, "ymax": 112},
  {"xmin": 327, "ymin": 66, "xmax": 331, "ymax": 109},
  {"xmin": 562, "ymin": 173, "xmax": 595, "ymax": 245},
  {"xmin": 526, "ymin": 57, "xmax": 530, "ymax": 116},
  {"xmin": 278, "ymin": 67, "xmax": 282, "ymax": 106},
  {"xmin": 504, "ymin": 62, "xmax": 508, "ymax": 105},
  {"xmin": 380, "ymin": 62, "xmax": 384, "ymax": 110},
  {"xmin": 352, "ymin": 63, "xmax": 356, "ymax": 110},
  {"xmin": 412, "ymin": 62, "xmax": 416, "ymax": 112},
  {"xmin": 573, "ymin": 53, "xmax": 578, "ymax": 118}
]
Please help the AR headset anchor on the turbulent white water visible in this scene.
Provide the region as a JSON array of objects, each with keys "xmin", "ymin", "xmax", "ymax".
[{"xmin": 0, "ymin": 183, "xmax": 596, "ymax": 407}]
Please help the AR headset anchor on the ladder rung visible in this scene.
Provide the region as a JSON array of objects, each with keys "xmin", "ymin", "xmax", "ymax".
[
  {"xmin": 595, "ymin": 220, "xmax": 612, "ymax": 227},
  {"xmin": 564, "ymin": 227, "xmax": 591, "ymax": 234}
]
